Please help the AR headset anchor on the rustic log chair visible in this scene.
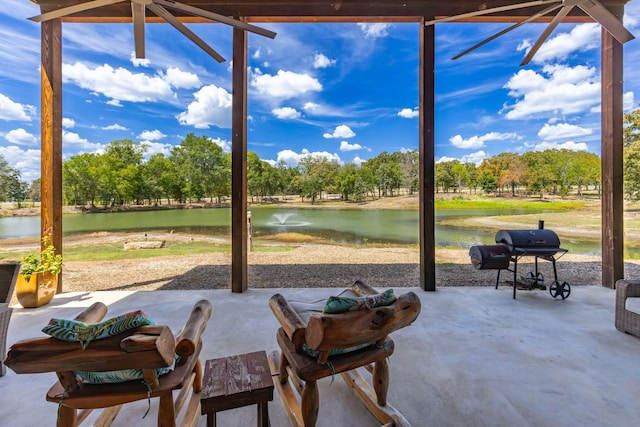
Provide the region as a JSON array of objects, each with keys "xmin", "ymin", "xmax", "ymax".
[
  {"xmin": 0, "ymin": 262, "xmax": 19, "ymax": 377},
  {"xmin": 5, "ymin": 299, "xmax": 212, "ymax": 427},
  {"xmin": 268, "ymin": 280, "xmax": 421, "ymax": 427}
]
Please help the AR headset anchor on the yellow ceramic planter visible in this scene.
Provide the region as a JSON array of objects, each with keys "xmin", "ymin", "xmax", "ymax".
[{"xmin": 15, "ymin": 272, "xmax": 57, "ymax": 308}]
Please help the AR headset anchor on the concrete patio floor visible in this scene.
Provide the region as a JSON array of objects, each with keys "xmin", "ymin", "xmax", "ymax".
[{"xmin": 2, "ymin": 285, "xmax": 639, "ymax": 427}]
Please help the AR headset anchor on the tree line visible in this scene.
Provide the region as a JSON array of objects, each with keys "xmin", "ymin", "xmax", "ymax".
[{"xmin": 2, "ymin": 105, "xmax": 640, "ymax": 207}]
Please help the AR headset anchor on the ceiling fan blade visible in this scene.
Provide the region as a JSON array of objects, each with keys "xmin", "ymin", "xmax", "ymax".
[
  {"xmin": 29, "ymin": 0, "xmax": 127, "ymax": 22},
  {"xmin": 577, "ymin": 0, "xmax": 634, "ymax": 43},
  {"xmin": 521, "ymin": 4, "xmax": 574, "ymax": 65},
  {"xmin": 147, "ymin": 3, "xmax": 226, "ymax": 63},
  {"xmin": 452, "ymin": 3, "xmax": 563, "ymax": 60},
  {"xmin": 131, "ymin": 1, "xmax": 147, "ymax": 58},
  {"xmin": 425, "ymin": 0, "xmax": 560, "ymax": 25},
  {"xmin": 154, "ymin": 0, "xmax": 277, "ymax": 39}
]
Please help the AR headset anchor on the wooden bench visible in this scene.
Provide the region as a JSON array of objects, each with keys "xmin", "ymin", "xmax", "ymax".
[{"xmin": 200, "ymin": 350, "xmax": 274, "ymax": 427}]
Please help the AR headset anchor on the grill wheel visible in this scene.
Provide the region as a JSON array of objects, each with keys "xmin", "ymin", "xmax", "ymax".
[{"xmin": 549, "ymin": 280, "xmax": 571, "ymax": 300}]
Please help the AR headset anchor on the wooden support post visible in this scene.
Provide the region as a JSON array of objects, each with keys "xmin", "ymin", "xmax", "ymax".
[
  {"xmin": 40, "ymin": 19, "xmax": 63, "ymax": 293},
  {"xmin": 231, "ymin": 21, "xmax": 248, "ymax": 293},
  {"xmin": 419, "ymin": 18, "xmax": 436, "ymax": 291},
  {"xmin": 601, "ymin": 6, "xmax": 625, "ymax": 289}
]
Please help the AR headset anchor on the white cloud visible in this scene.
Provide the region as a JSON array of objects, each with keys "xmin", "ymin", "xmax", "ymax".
[
  {"xmin": 352, "ymin": 155, "xmax": 364, "ymax": 166},
  {"xmin": 437, "ymin": 151, "xmax": 488, "ymax": 166},
  {"xmin": 340, "ymin": 141, "xmax": 362, "ymax": 151},
  {"xmin": 339, "ymin": 141, "xmax": 363, "ymax": 151},
  {"xmin": 161, "ymin": 67, "xmax": 201, "ymax": 89},
  {"xmin": 357, "ymin": 23, "xmax": 390, "ymax": 38},
  {"xmin": 272, "ymin": 107, "xmax": 301, "ymax": 119},
  {"xmin": 210, "ymin": 137, "xmax": 231, "ymax": 153},
  {"xmin": 0, "ymin": 93, "xmax": 35, "ymax": 121},
  {"xmin": 275, "ymin": 148, "xmax": 342, "ymax": 166},
  {"xmin": 313, "ymin": 53, "xmax": 336, "ymax": 69},
  {"xmin": 532, "ymin": 140, "xmax": 589, "ymax": 151},
  {"xmin": 250, "ymin": 69, "xmax": 322, "ymax": 100},
  {"xmin": 303, "ymin": 102, "xmax": 320, "ymax": 112},
  {"xmin": 5, "ymin": 128, "xmax": 38, "ymax": 146},
  {"xmin": 138, "ymin": 130, "xmax": 166, "ymax": 141},
  {"xmin": 462, "ymin": 151, "xmax": 489, "ymax": 165},
  {"xmin": 130, "ymin": 52, "xmax": 151, "ymax": 67},
  {"xmin": 62, "ymin": 62, "xmax": 177, "ymax": 104},
  {"xmin": 62, "ymin": 118, "xmax": 75, "ymax": 128},
  {"xmin": 323, "ymin": 124, "xmax": 356, "ymax": 139},
  {"xmin": 102, "ymin": 123, "xmax": 128, "ymax": 131},
  {"xmin": 142, "ymin": 141, "xmax": 172, "ymax": 158},
  {"xmin": 503, "ymin": 64, "xmax": 600, "ymax": 120},
  {"xmin": 449, "ymin": 132, "xmax": 518, "ymax": 149},
  {"xmin": 398, "ymin": 108, "xmax": 419, "ymax": 118},
  {"xmin": 538, "ymin": 123, "xmax": 592, "ymax": 140},
  {"xmin": 0, "ymin": 145, "xmax": 41, "ymax": 183},
  {"xmin": 623, "ymin": 91, "xmax": 636, "ymax": 112},
  {"xmin": 63, "ymin": 130, "xmax": 104, "ymax": 152},
  {"xmin": 528, "ymin": 24, "xmax": 600, "ymax": 64},
  {"xmin": 177, "ymin": 84, "xmax": 232, "ymax": 129}
]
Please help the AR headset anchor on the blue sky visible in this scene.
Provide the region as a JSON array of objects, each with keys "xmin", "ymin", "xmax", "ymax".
[{"xmin": 1, "ymin": 0, "xmax": 639, "ymax": 183}]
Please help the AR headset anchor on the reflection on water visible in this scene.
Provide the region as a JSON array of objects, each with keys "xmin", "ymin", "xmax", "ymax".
[{"xmin": 0, "ymin": 206, "xmax": 617, "ymax": 256}]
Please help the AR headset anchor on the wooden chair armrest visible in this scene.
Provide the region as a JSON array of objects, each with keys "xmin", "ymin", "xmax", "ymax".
[
  {"xmin": 269, "ymin": 293, "xmax": 307, "ymax": 351},
  {"xmin": 305, "ymin": 291, "xmax": 421, "ymax": 352},
  {"xmin": 74, "ymin": 302, "xmax": 108, "ymax": 323},
  {"xmin": 175, "ymin": 299, "xmax": 212, "ymax": 365},
  {"xmin": 351, "ymin": 279, "xmax": 379, "ymax": 296}
]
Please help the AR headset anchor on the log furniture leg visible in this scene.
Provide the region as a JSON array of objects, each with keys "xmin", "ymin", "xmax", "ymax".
[
  {"xmin": 373, "ymin": 358, "xmax": 389, "ymax": 406},
  {"xmin": 57, "ymin": 405, "xmax": 78, "ymax": 427},
  {"xmin": 301, "ymin": 380, "xmax": 319, "ymax": 427}
]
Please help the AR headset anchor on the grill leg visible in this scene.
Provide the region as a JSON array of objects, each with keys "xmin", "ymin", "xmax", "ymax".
[
  {"xmin": 513, "ymin": 259, "xmax": 518, "ymax": 299},
  {"xmin": 495, "ymin": 269, "xmax": 501, "ymax": 289},
  {"xmin": 551, "ymin": 258, "xmax": 558, "ymax": 281}
]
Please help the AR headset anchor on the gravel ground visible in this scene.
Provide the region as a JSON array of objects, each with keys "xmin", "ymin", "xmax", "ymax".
[{"xmin": 59, "ymin": 242, "xmax": 640, "ymax": 292}]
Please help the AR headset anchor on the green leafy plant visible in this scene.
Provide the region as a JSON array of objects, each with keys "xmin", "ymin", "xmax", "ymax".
[{"xmin": 20, "ymin": 236, "xmax": 63, "ymax": 281}]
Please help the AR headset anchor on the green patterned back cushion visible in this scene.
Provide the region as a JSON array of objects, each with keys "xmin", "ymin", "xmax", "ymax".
[
  {"xmin": 42, "ymin": 310, "xmax": 154, "ymax": 349},
  {"xmin": 322, "ymin": 289, "xmax": 396, "ymax": 314}
]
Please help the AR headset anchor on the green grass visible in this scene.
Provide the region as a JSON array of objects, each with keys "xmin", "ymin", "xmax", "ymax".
[{"xmin": 435, "ymin": 197, "xmax": 588, "ymax": 211}]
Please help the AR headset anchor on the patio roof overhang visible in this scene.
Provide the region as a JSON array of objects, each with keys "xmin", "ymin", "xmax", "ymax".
[{"xmin": 28, "ymin": 0, "xmax": 632, "ymax": 293}]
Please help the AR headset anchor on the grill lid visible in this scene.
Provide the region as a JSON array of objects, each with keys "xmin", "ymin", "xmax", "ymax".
[{"xmin": 495, "ymin": 229, "xmax": 561, "ymax": 250}]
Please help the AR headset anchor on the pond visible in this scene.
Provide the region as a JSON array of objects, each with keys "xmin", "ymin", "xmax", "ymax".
[{"xmin": 0, "ymin": 206, "xmax": 608, "ymax": 255}]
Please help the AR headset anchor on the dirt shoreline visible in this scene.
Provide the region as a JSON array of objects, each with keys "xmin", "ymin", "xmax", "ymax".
[
  {"xmin": 4, "ymin": 230, "xmax": 640, "ymax": 292},
  {"xmin": 57, "ymin": 241, "xmax": 640, "ymax": 292}
]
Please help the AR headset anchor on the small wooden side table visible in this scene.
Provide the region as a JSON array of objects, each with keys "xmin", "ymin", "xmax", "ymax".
[{"xmin": 201, "ymin": 350, "xmax": 274, "ymax": 427}]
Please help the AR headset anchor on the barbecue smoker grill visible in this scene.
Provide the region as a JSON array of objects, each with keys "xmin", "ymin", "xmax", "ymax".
[{"xmin": 469, "ymin": 226, "xmax": 570, "ymax": 300}]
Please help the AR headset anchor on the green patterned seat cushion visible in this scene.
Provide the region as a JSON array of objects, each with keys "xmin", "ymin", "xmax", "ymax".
[
  {"xmin": 322, "ymin": 289, "xmax": 396, "ymax": 314},
  {"xmin": 74, "ymin": 366, "xmax": 172, "ymax": 384},
  {"xmin": 302, "ymin": 342, "xmax": 374, "ymax": 359},
  {"xmin": 42, "ymin": 309, "xmax": 154, "ymax": 349}
]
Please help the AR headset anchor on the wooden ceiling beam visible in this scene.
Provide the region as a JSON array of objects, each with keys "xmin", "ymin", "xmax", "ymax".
[{"xmin": 30, "ymin": 0, "xmax": 628, "ymax": 23}]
